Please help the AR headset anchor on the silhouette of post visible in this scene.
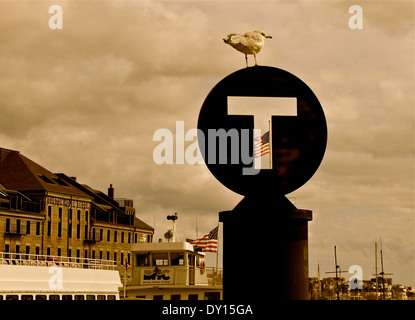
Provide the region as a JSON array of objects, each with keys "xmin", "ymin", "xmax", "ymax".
[{"xmin": 220, "ymin": 196, "xmax": 312, "ymax": 300}]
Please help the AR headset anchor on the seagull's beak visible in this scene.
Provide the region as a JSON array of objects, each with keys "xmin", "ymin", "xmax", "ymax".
[{"xmin": 266, "ymin": 35, "xmax": 273, "ymax": 39}]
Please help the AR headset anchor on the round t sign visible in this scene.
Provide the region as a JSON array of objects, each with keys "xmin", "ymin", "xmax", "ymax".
[{"xmin": 197, "ymin": 66, "xmax": 327, "ymax": 196}]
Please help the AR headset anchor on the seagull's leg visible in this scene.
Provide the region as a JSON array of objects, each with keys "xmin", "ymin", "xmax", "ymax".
[
  {"xmin": 254, "ymin": 53, "xmax": 258, "ymax": 66},
  {"xmin": 245, "ymin": 55, "xmax": 248, "ymax": 68}
]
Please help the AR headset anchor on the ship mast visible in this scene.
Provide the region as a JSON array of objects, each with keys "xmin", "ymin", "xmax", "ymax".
[
  {"xmin": 325, "ymin": 245, "xmax": 344, "ymax": 300},
  {"xmin": 376, "ymin": 237, "xmax": 393, "ymax": 300}
]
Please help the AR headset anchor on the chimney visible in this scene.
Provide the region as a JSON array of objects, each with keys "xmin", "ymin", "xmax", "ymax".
[
  {"xmin": 70, "ymin": 177, "xmax": 77, "ymax": 181},
  {"xmin": 108, "ymin": 184, "xmax": 114, "ymax": 200}
]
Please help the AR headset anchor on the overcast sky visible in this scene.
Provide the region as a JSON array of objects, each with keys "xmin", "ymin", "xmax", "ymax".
[{"xmin": 0, "ymin": 1, "xmax": 413, "ymax": 286}]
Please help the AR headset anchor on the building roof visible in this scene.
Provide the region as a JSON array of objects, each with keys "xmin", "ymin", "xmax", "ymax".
[
  {"xmin": 134, "ymin": 217, "xmax": 154, "ymax": 232},
  {"xmin": 0, "ymin": 148, "xmax": 92, "ymax": 199},
  {"xmin": 0, "ymin": 147, "xmax": 154, "ymax": 232},
  {"xmin": 56, "ymin": 173, "xmax": 154, "ymax": 232}
]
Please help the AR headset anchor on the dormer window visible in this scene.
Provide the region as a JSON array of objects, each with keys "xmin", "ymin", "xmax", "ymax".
[{"xmin": 38, "ymin": 175, "xmax": 55, "ymax": 184}]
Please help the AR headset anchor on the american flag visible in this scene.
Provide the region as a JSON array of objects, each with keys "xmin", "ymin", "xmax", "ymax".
[
  {"xmin": 254, "ymin": 131, "xmax": 270, "ymax": 158},
  {"xmin": 187, "ymin": 226, "xmax": 218, "ymax": 253}
]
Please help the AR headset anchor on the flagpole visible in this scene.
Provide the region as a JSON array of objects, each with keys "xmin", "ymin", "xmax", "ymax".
[
  {"xmin": 215, "ymin": 222, "xmax": 220, "ymax": 286},
  {"xmin": 268, "ymin": 119, "xmax": 272, "ymax": 169},
  {"xmin": 196, "ymin": 216, "xmax": 198, "ymax": 238},
  {"xmin": 215, "ymin": 222, "xmax": 220, "ymax": 272},
  {"xmin": 123, "ymin": 258, "xmax": 127, "ymax": 298}
]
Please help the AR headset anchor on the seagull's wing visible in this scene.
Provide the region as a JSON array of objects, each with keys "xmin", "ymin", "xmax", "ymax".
[
  {"xmin": 239, "ymin": 32, "xmax": 262, "ymax": 47},
  {"xmin": 225, "ymin": 33, "xmax": 244, "ymax": 45}
]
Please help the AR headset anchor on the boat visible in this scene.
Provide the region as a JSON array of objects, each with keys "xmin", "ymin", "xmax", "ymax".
[
  {"xmin": 0, "ymin": 251, "xmax": 122, "ymax": 300},
  {"xmin": 120, "ymin": 241, "xmax": 223, "ymax": 300}
]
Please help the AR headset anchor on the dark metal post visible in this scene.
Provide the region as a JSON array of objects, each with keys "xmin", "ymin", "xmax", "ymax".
[{"xmin": 219, "ymin": 196, "xmax": 312, "ymax": 300}]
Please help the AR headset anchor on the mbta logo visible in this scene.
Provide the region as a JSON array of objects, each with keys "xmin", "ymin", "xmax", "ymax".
[{"xmin": 197, "ymin": 66, "xmax": 327, "ymax": 196}]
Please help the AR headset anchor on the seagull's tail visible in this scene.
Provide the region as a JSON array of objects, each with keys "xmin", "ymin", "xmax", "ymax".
[{"xmin": 223, "ymin": 33, "xmax": 237, "ymax": 43}]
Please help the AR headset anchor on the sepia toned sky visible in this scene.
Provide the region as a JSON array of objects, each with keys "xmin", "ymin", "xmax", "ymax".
[{"xmin": 0, "ymin": 1, "xmax": 414, "ymax": 285}]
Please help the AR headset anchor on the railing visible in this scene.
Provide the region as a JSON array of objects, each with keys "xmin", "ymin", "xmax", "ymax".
[
  {"xmin": 206, "ymin": 267, "xmax": 223, "ymax": 286},
  {"xmin": 0, "ymin": 252, "xmax": 116, "ymax": 270}
]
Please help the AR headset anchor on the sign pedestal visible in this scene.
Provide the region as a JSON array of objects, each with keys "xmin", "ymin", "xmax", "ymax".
[{"xmin": 219, "ymin": 195, "xmax": 312, "ymax": 300}]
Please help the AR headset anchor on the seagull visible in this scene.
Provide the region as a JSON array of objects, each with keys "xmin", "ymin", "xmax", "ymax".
[{"xmin": 223, "ymin": 30, "xmax": 272, "ymax": 67}]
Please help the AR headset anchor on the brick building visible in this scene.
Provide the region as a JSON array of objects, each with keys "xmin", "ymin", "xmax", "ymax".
[{"xmin": 0, "ymin": 148, "xmax": 153, "ymax": 278}]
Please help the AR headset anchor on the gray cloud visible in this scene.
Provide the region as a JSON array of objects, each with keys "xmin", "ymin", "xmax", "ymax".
[{"xmin": 0, "ymin": 1, "xmax": 413, "ymax": 285}]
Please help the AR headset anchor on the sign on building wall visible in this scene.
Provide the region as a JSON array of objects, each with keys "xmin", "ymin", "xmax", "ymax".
[{"xmin": 46, "ymin": 196, "xmax": 91, "ymax": 210}]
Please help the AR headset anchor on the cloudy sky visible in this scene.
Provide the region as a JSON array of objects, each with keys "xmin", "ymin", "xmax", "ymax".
[{"xmin": 1, "ymin": 1, "xmax": 414, "ymax": 286}]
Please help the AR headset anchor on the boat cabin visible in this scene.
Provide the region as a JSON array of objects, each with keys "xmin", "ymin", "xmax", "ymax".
[{"xmin": 122, "ymin": 241, "xmax": 222, "ymax": 300}]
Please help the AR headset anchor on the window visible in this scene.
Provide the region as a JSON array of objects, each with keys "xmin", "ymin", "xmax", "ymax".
[
  {"xmin": 171, "ymin": 252, "xmax": 184, "ymax": 266},
  {"xmin": 36, "ymin": 221, "xmax": 40, "ymax": 235},
  {"xmin": 114, "ymin": 231, "xmax": 117, "ymax": 242},
  {"xmin": 97, "ymin": 295, "xmax": 106, "ymax": 300},
  {"xmin": 35, "ymin": 246, "xmax": 40, "ymax": 255},
  {"xmin": 26, "ymin": 221, "xmax": 31, "ymax": 235},
  {"xmin": 36, "ymin": 295, "xmax": 47, "ymax": 300},
  {"xmin": 6, "ymin": 295, "xmax": 18, "ymax": 300},
  {"xmin": 25, "ymin": 245, "xmax": 30, "ymax": 256},
  {"xmin": 128, "ymin": 232, "xmax": 131, "ymax": 244},
  {"xmin": 136, "ymin": 253, "xmax": 150, "ymax": 266},
  {"xmin": 76, "ymin": 210, "xmax": 81, "ymax": 239},
  {"xmin": 107, "ymin": 230, "xmax": 111, "ymax": 242},
  {"xmin": 49, "ymin": 295, "xmax": 60, "ymax": 300},
  {"xmin": 107, "ymin": 295, "xmax": 116, "ymax": 300},
  {"xmin": 188, "ymin": 294, "xmax": 198, "ymax": 300},
  {"xmin": 58, "ymin": 208, "xmax": 62, "ymax": 237},
  {"xmin": 152, "ymin": 253, "xmax": 169, "ymax": 266},
  {"xmin": 106, "ymin": 251, "xmax": 110, "ymax": 261},
  {"xmin": 204, "ymin": 292, "xmax": 221, "ymax": 300},
  {"xmin": 53, "ymin": 177, "xmax": 69, "ymax": 186},
  {"xmin": 57, "ymin": 248, "xmax": 61, "ymax": 257},
  {"xmin": 100, "ymin": 229, "xmax": 103, "ymax": 241},
  {"xmin": 134, "ymin": 233, "xmax": 138, "ymax": 243},
  {"xmin": 121, "ymin": 231, "xmax": 124, "ymax": 243},
  {"xmin": 68, "ymin": 209, "xmax": 72, "ymax": 238},
  {"xmin": 16, "ymin": 219, "xmax": 21, "ymax": 234},
  {"xmin": 62, "ymin": 295, "xmax": 72, "ymax": 301},
  {"xmin": 47, "ymin": 247, "xmax": 51, "ymax": 256},
  {"xmin": 171, "ymin": 294, "xmax": 181, "ymax": 300},
  {"xmin": 38, "ymin": 175, "xmax": 54, "ymax": 184},
  {"xmin": 114, "ymin": 252, "xmax": 117, "ymax": 264},
  {"xmin": 47, "ymin": 206, "xmax": 52, "ymax": 236},
  {"xmin": 86, "ymin": 295, "xmax": 95, "ymax": 300},
  {"xmin": 74, "ymin": 295, "xmax": 85, "ymax": 300},
  {"xmin": 153, "ymin": 295, "xmax": 163, "ymax": 300},
  {"xmin": 5, "ymin": 218, "xmax": 10, "ymax": 233}
]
